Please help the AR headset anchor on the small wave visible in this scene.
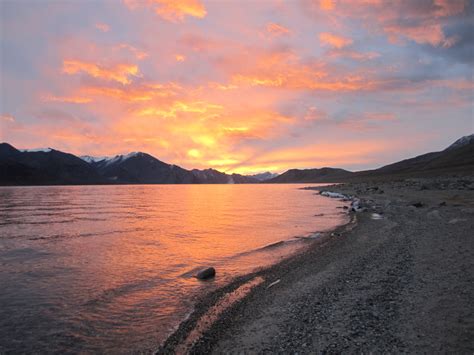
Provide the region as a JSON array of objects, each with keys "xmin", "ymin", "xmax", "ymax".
[
  {"xmin": 181, "ymin": 231, "xmax": 324, "ymax": 279},
  {"xmin": 27, "ymin": 228, "xmax": 150, "ymax": 241}
]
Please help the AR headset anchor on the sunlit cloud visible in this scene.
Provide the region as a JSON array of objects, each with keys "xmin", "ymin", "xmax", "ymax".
[
  {"xmin": 117, "ymin": 44, "xmax": 148, "ymax": 60},
  {"xmin": 319, "ymin": 0, "xmax": 335, "ymax": 11},
  {"xmin": 0, "ymin": 114, "xmax": 15, "ymax": 122},
  {"xmin": 319, "ymin": 32, "xmax": 353, "ymax": 49},
  {"xmin": 95, "ymin": 23, "xmax": 110, "ymax": 32},
  {"xmin": 2, "ymin": 0, "xmax": 472, "ymax": 173},
  {"xmin": 136, "ymin": 101, "xmax": 223, "ymax": 118},
  {"xmin": 175, "ymin": 54, "xmax": 186, "ymax": 62},
  {"xmin": 42, "ymin": 94, "xmax": 93, "ymax": 104},
  {"xmin": 337, "ymin": 112, "xmax": 397, "ymax": 132},
  {"xmin": 155, "ymin": 0, "xmax": 206, "ymax": 22},
  {"xmin": 264, "ymin": 23, "xmax": 291, "ymax": 38},
  {"xmin": 62, "ymin": 60, "xmax": 140, "ymax": 85},
  {"xmin": 125, "ymin": 0, "xmax": 206, "ymax": 22}
]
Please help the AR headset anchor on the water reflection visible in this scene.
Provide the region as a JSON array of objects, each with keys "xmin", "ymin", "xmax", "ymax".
[{"xmin": 0, "ymin": 184, "xmax": 347, "ymax": 353}]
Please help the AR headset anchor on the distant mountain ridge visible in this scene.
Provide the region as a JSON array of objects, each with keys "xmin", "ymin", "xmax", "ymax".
[
  {"xmin": 1, "ymin": 134, "xmax": 473, "ymax": 185},
  {"xmin": 267, "ymin": 167, "xmax": 353, "ymax": 183},
  {"xmin": 249, "ymin": 172, "xmax": 279, "ymax": 181},
  {"xmin": 0, "ymin": 143, "xmax": 104, "ymax": 185},
  {"xmin": 350, "ymin": 133, "xmax": 474, "ymax": 180},
  {"xmin": 0, "ymin": 143, "xmax": 258, "ymax": 185},
  {"xmin": 267, "ymin": 134, "xmax": 474, "ymax": 183}
]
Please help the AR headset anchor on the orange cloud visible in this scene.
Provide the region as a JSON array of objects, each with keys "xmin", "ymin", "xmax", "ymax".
[
  {"xmin": 228, "ymin": 139, "xmax": 401, "ymax": 174},
  {"xmin": 319, "ymin": 32, "xmax": 353, "ymax": 49},
  {"xmin": 155, "ymin": 0, "xmax": 206, "ymax": 22},
  {"xmin": 232, "ymin": 73, "xmax": 374, "ymax": 92},
  {"xmin": 62, "ymin": 60, "xmax": 139, "ymax": 84},
  {"xmin": 0, "ymin": 114, "xmax": 15, "ymax": 122},
  {"xmin": 80, "ymin": 82, "xmax": 180, "ymax": 102},
  {"xmin": 117, "ymin": 44, "xmax": 148, "ymax": 60},
  {"xmin": 319, "ymin": 0, "xmax": 334, "ymax": 11},
  {"xmin": 175, "ymin": 54, "xmax": 186, "ymax": 62},
  {"xmin": 136, "ymin": 101, "xmax": 223, "ymax": 118},
  {"xmin": 338, "ymin": 112, "xmax": 397, "ymax": 132},
  {"xmin": 95, "ymin": 23, "xmax": 110, "ymax": 32},
  {"xmin": 335, "ymin": 0, "xmax": 467, "ymax": 47},
  {"xmin": 42, "ymin": 94, "xmax": 93, "ymax": 104},
  {"xmin": 327, "ymin": 48, "xmax": 380, "ymax": 61},
  {"xmin": 125, "ymin": 0, "xmax": 206, "ymax": 22},
  {"xmin": 265, "ymin": 23, "xmax": 291, "ymax": 37},
  {"xmin": 384, "ymin": 23, "xmax": 452, "ymax": 47}
]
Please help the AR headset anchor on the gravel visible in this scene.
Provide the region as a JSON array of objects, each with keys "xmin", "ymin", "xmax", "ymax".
[{"xmin": 159, "ymin": 178, "xmax": 474, "ymax": 354}]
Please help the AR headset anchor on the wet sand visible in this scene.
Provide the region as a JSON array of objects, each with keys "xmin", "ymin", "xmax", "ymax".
[{"xmin": 159, "ymin": 178, "xmax": 474, "ymax": 353}]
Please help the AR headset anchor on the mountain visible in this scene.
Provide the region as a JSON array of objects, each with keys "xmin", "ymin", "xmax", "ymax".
[
  {"xmin": 248, "ymin": 172, "xmax": 279, "ymax": 181},
  {"xmin": 0, "ymin": 144, "xmax": 259, "ymax": 185},
  {"xmin": 88, "ymin": 152, "xmax": 198, "ymax": 184},
  {"xmin": 267, "ymin": 134, "xmax": 474, "ymax": 183},
  {"xmin": 267, "ymin": 167, "xmax": 354, "ymax": 183},
  {"xmin": 191, "ymin": 168, "xmax": 259, "ymax": 184},
  {"xmin": 351, "ymin": 134, "xmax": 474, "ymax": 180},
  {"xmin": 0, "ymin": 143, "xmax": 104, "ymax": 185},
  {"xmin": 2, "ymin": 134, "xmax": 473, "ymax": 185},
  {"xmin": 445, "ymin": 134, "xmax": 474, "ymax": 151}
]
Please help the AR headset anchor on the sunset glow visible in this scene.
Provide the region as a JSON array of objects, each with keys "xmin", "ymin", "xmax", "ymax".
[{"xmin": 1, "ymin": 0, "xmax": 472, "ymax": 174}]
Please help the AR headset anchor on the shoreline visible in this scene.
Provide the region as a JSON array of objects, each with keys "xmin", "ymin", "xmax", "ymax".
[
  {"xmin": 159, "ymin": 178, "xmax": 474, "ymax": 353},
  {"xmin": 158, "ymin": 192, "xmax": 357, "ymax": 353}
]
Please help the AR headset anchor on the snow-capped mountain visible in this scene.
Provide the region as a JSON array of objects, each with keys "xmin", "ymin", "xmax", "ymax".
[
  {"xmin": 445, "ymin": 134, "xmax": 474, "ymax": 151},
  {"xmin": 20, "ymin": 148, "xmax": 53, "ymax": 153},
  {"xmin": 191, "ymin": 168, "xmax": 258, "ymax": 184},
  {"xmin": 80, "ymin": 155, "xmax": 109, "ymax": 164},
  {"xmin": 248, "ymin": 172, "xmax": 279, "ymax": 181},
  {"xmin": 0, "ymin": 143, "xmax": 103, "ymax": 185},
  {"xmin": 2, "ymin": 133, "xmax": 474, "ymax": 185}
]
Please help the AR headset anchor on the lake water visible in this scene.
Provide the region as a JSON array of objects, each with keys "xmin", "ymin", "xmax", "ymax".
[{"xmin": 0, "ymin": 184, "xmax": 348, "ymax": 353}]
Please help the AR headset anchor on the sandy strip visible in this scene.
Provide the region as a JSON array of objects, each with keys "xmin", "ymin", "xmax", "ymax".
[{"xmin": 159, "ymin": 178, "xmax": 474, "ymax": 353}]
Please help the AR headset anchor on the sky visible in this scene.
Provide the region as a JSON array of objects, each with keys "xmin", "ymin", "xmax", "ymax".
[{"xmin": 1, "ymin": 0, "xmax": 473, "ymax": 174}]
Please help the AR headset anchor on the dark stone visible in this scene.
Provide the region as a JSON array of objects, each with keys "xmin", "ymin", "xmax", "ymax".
[
  {"xmin": 411, "ymin": 202, "xmax": 424, "ymax": 208},
  {"xmin": 196, "ymin": 267, "xmax": 216, "ymax": 280}
]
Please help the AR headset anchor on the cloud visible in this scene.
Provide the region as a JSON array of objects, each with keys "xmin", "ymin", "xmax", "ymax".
[
  {"xmin": 0, "ymin": 114, "xmax": 15, "ymax": 122},
  {"xmin": 337, "ymin": 112, "xmax": 397, "ymax": 132},
  {"xmin": 42, "ymin": 94, "xmax": 92, "ymax": 104},
  {"xmin": 62, "ymin": 60, "xmax": 139, "ymax": 84},
  {"xmin": 319, "ymin": 32, "xmax": 353, "ymax": 49},
  {"xmin": 226, "ymin": 139, "xmax": 402, "ymax": 174},
  {"xmin": 124, "ymin": 0, "xmax": 206, "ymax": 22},
  {"xmin": 227, "ymin": 49, "xmax": 375, "ymax": 92},
  {"xmin": 2, "ymin": 0, "xmax": 472, "ymax": 173},
  {"xmin": 327, "ymin": 48, "xmax": 380, "ymax": 61},
  {"xmin": 79, "ymin": 82, "xmax": 181, "ymax": 101},
  {"xmin": 319, "ymin": 0, "xmax": 335, "ymax": 11},
  {"xmin": 136, "ymin": 101, "xmax": 223, "ymax": 118},
  {"xmin": 117, "ymin": 44, "xmax": 148, "ymax": 60},
  {"xmin": 264, "ymin": 23, "xmax": 291, "ymax": 38},
  {"xmin": 95, "ymin": 23, "xmax": 110, "ymax": 32}
]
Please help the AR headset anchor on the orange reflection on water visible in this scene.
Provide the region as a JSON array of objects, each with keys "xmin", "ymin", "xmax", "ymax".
[{"xmin": 0, "ymin": 184, "xmax": 348, "ymax": 353}]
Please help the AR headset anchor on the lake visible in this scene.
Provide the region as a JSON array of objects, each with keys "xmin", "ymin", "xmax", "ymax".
[{"xmin": 0, "ymin": 184, "xmax": 347, "ymax": 353}]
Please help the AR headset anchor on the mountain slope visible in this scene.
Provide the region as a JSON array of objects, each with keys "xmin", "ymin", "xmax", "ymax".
[
  {"xmin": 2, "ymin": 134, "xmax": 473, "ymax": 185},
  {"xmin": 0, "ymin": 143, "xmax": 104, "ymax": 185},
  {"xmin": 93, "ymin": 152, "xmax": 198, "ymax": 184},
  {"xmin": 191, "ymin": 169, "xmax": 259, "ymax": 184},
  {"xmin": 267, "ymin": 134, "xmax": 474, "ymax": 183},
  {"xmin": 353, "ymin": 134, "xmax": 474, "ymax": 180},
  {"xmin": 267, "ymin": 167, "xmax": 354, "ymax": 183},
  {"xmin": 248, "ymin": 172, "xmax": 279, "ymax": 181}
]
